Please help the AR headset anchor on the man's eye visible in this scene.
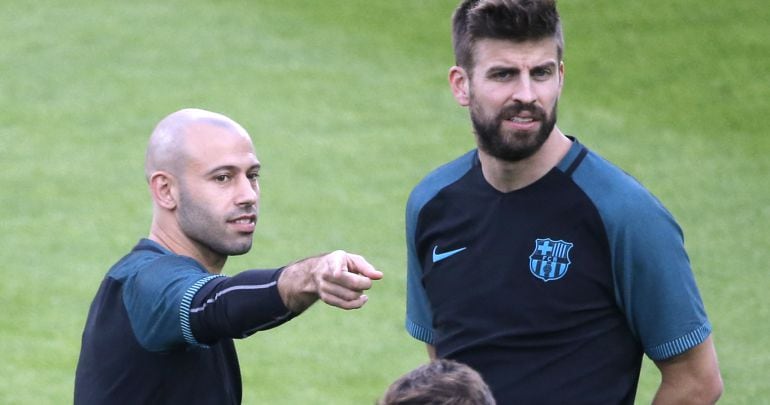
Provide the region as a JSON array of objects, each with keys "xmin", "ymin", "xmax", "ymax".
[
  {"xmin": 215, "ymin": 175, "xmax": 231, "ymax": 182},
  {"xmin": 492, "ymin": 71, "xmax": 513, "ymax": 80},
  {"xmin": 247, "ymin": 172, "xmax": 260, "ymax": 181},
  {"xmin": 533, "ymin": 68, "xmax": 552, "ymax": 79}
]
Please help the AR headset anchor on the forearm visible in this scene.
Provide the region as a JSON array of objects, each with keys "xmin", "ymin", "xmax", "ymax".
[{"xmin": 189, "ymin": 269, "xmax": 296, "ymax": 345}]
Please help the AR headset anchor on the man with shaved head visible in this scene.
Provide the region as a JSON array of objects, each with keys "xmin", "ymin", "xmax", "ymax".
[{"xmin": 75, "ymin": 108, "xmax": 382, "ymax": 404}]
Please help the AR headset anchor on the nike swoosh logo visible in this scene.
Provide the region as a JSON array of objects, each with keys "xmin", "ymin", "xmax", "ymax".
[{"xmin": 432, "ymin": 245, "xmax": 467, "ymax": 263}]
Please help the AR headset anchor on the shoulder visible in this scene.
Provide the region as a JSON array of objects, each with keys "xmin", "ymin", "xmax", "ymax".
[
  {"xmin": 114, "ymin": 241, "xmax": 216, "ymax": 351},
  {"xmin": 407, "ymin": 150, "xmax": 477, "ymax": 216},
  {"xmin": 568, "ymin": 147, "xmax": 677, "ymax": 232},
  {"xmin": 108, "ymin": 239, "xmax": 210, "ymax": 294}
]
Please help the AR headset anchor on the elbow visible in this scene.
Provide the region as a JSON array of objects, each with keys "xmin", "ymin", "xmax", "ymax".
[
  {"xmin": 685, "ymin": 371, "xmax": 724, "ymax": 404},
  {"xmin": 691, "ymin": 369, "xmax": 724, "ymax": 404},
  {"xmin": 697, "ymin": 361, "xmax": 724, "ymax": 404},
  {"xmin": 656, "ymin": 374, "xmax": 723, "ymax": 405},
  {"xmin": 655, "ymin": 363, "xmax": 724, "ymax": 404},
  {"xmin": 703, "ymin": 372, "xmax": 724, "ymax": 403}
]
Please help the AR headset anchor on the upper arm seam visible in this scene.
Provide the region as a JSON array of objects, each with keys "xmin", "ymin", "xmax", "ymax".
[{"xmin": 180, "ymin": 275, "xmax": 226, "ymax": 346}]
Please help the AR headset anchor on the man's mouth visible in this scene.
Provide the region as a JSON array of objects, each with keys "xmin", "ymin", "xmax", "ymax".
[
  {"xmin": 228, "ymin": 214, "xmax": 257, "ymax": 232},
  {"xmin": 509, "ymin": 116, "xmax": 535, "ymax": 123},
  {"xmin": 501, "ymin": 103, "xmax": 543, "ymax": 121},
  {"xmin": 500, "ymin": 104, "xmax": 544, "ymax": 130},
  {"xmin": 231, "ymin": 216, "xmax": 255, "ymax": 224}
]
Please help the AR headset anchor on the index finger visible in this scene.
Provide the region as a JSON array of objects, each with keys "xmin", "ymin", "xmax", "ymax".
[{"xmin": 345, "ymin": 254, "xmax": 383, "ymax": 280}]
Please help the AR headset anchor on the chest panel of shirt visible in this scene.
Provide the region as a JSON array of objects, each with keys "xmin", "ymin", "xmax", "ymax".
[{"xmin": 416, "ymin": 165, "xmax": 623, "ymax": 352}]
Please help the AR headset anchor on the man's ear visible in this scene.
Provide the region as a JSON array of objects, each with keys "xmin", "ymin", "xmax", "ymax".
[
  {"xmin": 449, "ymin": 66, "xmax": 471, "ymax": 107},
  {"xmin": 149, "ymin": 171, "xmax": 178, "ymax": 210}
]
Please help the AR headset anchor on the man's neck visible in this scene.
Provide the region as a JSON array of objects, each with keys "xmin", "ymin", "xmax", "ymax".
[
  {"xmin": 478, "ymin": 129, "xmax": 572, "ymax": 193},
  {"xmin": 148, "ymin": 221, "xmax": 226, "ymax": 274}
]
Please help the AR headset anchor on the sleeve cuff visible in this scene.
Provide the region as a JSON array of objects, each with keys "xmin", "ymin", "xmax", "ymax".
[
  {"xmin": 406, "ymin": 318, "xmax": 435, "ymax": 345},
  {"xmin": 180, "ymin": 275, "xmax": 225, "ymax": 347},
  {"xmin": 646, "ymin": 322, "xmax": 712, "ymax": 361}
]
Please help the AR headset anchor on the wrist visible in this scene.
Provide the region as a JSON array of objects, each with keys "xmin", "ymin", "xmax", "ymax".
[{"xmin": 277, "ymin": 259, "xmax": 321, "ymax": 313}]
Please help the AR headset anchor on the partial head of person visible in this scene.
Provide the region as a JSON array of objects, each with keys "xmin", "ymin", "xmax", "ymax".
[
  {"xmin": 448, "ymin": 0, "xmax": 565, "ymax": 162},
  {"xmin": 378, "ymin": 359, "xmax": 496, "ymax": 405},
  {"xmin": 144, "ymin": 108, "xmax": 261, "ymax": 273}
]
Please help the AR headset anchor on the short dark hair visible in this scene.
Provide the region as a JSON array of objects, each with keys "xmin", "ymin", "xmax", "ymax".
[
  {"xmin": 452, "ymin": 0, "xmax": 563, "ymax": 72},
  {"xmin": 378, "ymin": 359, "xmax": 496, "ymax": 405}
]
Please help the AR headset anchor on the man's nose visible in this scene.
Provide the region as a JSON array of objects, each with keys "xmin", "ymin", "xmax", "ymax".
[
  {"xmin": 235, "ymin": 175, "xmax": 258, "ymax": 207},
  {"xmin": 512, "ymin": 76, "xmax": 536, "ymax": 105}
]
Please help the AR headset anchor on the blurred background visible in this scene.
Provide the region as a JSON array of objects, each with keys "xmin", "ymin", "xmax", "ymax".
[{"xmin": 0, "ymin": 1, "xmax": 767, "ymax": 403}]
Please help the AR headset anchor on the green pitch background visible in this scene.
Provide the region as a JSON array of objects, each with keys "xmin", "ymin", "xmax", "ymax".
[{"xmin": 1, "ymin": 1, "xmax": 767, "ymax": 403}]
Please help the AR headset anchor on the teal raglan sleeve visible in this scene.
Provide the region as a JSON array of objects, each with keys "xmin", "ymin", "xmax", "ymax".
[
  {"xmin": 405, "ymin": 186, "xmax": 437, "ymax": 345},
  {"xmin": 572, "ymin": 150, "xmax": 711, "ymax": 361},
  {"xmin": 405, "ymin": 150, "xmax": 479, "ymax": 345},
  {"xmin": 122, "ymin": 255, "xmax": 221, "ymax": 352}
]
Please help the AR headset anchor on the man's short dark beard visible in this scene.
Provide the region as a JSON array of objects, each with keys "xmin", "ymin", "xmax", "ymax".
[
  {"xmin": 177, "ymin": 182, "xmax": 254, "ymax": 257},
  {"xmin": 472, "ymin": 102, "xmax": 557, "ymax": 162}
]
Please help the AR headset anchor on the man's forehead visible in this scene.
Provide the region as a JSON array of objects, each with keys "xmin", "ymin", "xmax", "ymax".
[
  {"xmin": 183, "ymin": 123, "xmax": 258, "ymax": 169},
  {"xmin": 184, "ymin": 122, "xmax": 252, "ymax": 147},
  {"xmin": 473, "ymin": 37, "xmax": 559, "ymax": 67}
]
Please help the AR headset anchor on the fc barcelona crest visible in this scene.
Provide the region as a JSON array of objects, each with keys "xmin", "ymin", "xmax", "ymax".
[{"xmin": 529, "ymin": 238, "xmax": 574, "ymax": 282}]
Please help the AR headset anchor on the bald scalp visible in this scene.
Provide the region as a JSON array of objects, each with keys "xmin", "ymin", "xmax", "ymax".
[{"xmin": 144, "ymin": 108, "xmax": 249, "ymax": 181}]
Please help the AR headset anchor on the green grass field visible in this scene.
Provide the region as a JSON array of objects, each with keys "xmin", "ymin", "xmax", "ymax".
[{"xmin": 1, "ymin": 1, "xmax": 768, "ymax": 403}]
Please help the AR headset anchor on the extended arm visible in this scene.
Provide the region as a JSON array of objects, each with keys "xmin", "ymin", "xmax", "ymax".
[
  {"xmin": 652, "ymin": 336, "xmax": 723, "ymax": 404},
  {"xmin": 189, "ymin": 268, "xmax": 294, "ymax": 344},
  {"xmin": 189, "ymin": 250, "xmax": 382, "ymax": 345}
]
